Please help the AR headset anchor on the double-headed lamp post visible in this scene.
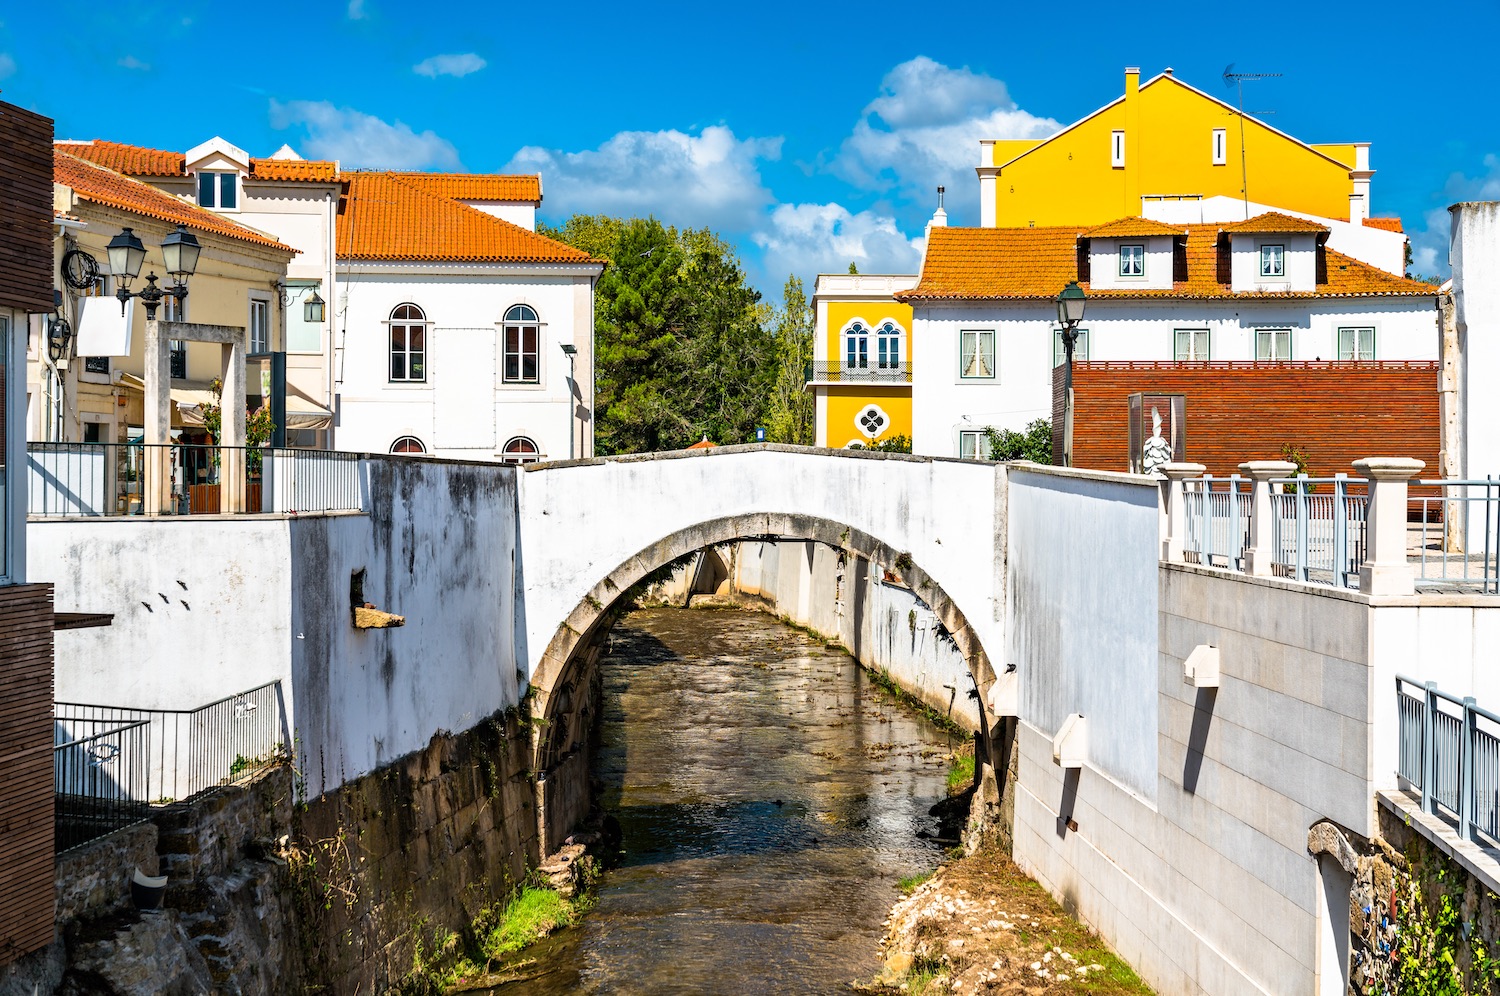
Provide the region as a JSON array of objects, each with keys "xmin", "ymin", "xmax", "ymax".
[
  {"xmin": 1055, "ymin": 280, "xmax": 1087, "ymax": 467},
  {"xmin": 108, "ymin": 224, "xmax": 202, "ymax": 319}
]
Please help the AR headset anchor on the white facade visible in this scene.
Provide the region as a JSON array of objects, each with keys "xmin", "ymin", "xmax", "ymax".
[
  {"xmin": 910, "ymin": 296, "xmax": 1441, "ymax": 457},
  {"xmin": 334, "ymin": 262, "xmax": 599, "ymax": 461},
  {"xmin": 1452, "ymin": 201, "xmax": 1500, "ymax": 476}
]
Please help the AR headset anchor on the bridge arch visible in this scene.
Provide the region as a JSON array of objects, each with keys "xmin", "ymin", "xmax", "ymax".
[{"xmin": 528, "ymin": 509, "xmax": 1003, "ymax": 850}]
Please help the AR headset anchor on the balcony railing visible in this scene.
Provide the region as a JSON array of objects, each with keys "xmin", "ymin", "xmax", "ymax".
[
  {"xmin": 808, "ymin": 361, "xmax": 911, "ymax": 384},
  {"xmin": 28, "ymin": 443, "xmax": 365, "ymax": 517},
  {"xmin": 55, "ymin": 680, "xmax": 288, "ymax": 807},
  {"xmin": 54, "ymin": 717, "xmax": 151, "ymax": 853},
  {"xmin": 1181, "ymin": 476, "xmax": 1251, "ymax": 571},
  {"xmin": 1267, "ymin": 476, "xmax": 1369, "ymax": 587},
  {"xmin": 1396, "ymin": 675, "xmax": 1500, "ymax": 846}
]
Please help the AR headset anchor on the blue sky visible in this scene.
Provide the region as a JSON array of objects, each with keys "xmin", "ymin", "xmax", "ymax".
[{"xmin": 4, "ymin": 0, "xmax": 1496, "ymax": 294}]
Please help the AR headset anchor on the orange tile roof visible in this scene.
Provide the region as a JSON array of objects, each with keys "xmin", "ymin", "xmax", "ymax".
[
  {"xmin": 337, "ymin": 172, "xmax": 595, "ymax": 264},
  {"xmin": 1363, "ymin": 217, "xmax": 1405, "ymax": 233},
  {"xmin": 901, "ymin": 224, "xmax": 1436, "ymax": 303},
  {"xmin": 55, "ymin": 151, "xmax": 297, "ymax": 255},
  {"xmin": 249, "ymin": 158, "xmax": 340, "ymax": 183},
  {"xmin": 1220, "ymin": 211, "xmax": 1330, "ymax": 235},
  {"xmin": 393, "ymin": 173, "xmax": 542, "ymax": 203},
  {"xmin": 1083, "ymin": 217, "xmax": 1187, "ymax": 238},
  {"xmin": 56, "ymin": 140, "xmax": 184, "ymax": 176}
]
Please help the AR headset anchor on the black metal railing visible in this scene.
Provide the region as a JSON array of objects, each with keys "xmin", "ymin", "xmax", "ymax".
[
  {"xmin": 54, "ymin": 717, "xmax": 151, "ymax": 852},
  {"xmin": 808, "ymin": 361, "xmax": 911, "ymax": 383},
  {"xmin": 55, "ymin": 681, "xmax": 288, "ymax": 805}
]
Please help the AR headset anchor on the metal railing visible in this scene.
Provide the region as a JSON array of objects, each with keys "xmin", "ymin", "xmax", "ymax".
[
  {"xmin": 55, "ymin": 681, "xmax": 288, "ymax": 804},
  {"xmin": 1268, "ymin": 476, "xmax": 1369, "ymax": 587},
  {"xmin": 262, "ymin": 448, "xmax": 363, "ymax": 513},
  {"xmin": 1409, "ymin": 479, "xmax": 1500, "ymax": 593},
  {"xmin": 1396, "ymin": 675, "xmax": 1500, "ymax": 846},
  {"xmin": 807, "ymin": 360, "xmax": 912, "ymax": 383},
  {"xmin": 54, "ymin": 717, "xmax": 151, "ymax": 852},
  {"xmin": 28, "ymin": 443, "xmax": 364, "ymax": 516},
  {"xmin": 1182, "ymin": 475, "xmax": 1251, "ymax": 570}
]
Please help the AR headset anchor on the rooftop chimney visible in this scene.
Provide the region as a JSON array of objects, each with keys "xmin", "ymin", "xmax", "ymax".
[{"xmin": 925, "ymin": 186, "xmax": 948, "ymax": 241}]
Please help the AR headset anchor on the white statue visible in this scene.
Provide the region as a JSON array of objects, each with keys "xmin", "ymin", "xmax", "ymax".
[{"xmin": 1142, "ymin": 406, "xmax": 1172, "ymax": 476}]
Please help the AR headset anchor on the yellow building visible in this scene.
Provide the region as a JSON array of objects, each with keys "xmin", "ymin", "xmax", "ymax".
[
  {"xmin": 980, "ymin": 68, "xmax": 1378, "ymax": 230},
  {"xmin": 809, "ymin": 273, "xmax": 915, "ymax": 449}
]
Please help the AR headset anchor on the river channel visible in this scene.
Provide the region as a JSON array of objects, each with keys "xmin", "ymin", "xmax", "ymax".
[{"xmin": 487, "ymin": 605, "xmax": 957, "ymax": 995}]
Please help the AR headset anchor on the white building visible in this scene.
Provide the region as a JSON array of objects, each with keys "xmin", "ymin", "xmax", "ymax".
[
  {"xmin": 903, "ymin": 213, "xmax": 1441, "ymax": 458},
  {"xmin": 333, "ymin": 171, "xmax": 603, "ymax": 462},
  {"xmin": 1451, "ymin": 200, "xmax": 1500, "ymax": 477}
]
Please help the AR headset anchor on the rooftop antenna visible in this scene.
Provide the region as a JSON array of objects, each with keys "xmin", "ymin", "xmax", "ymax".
[{"xmin": 1223, "ymin": 64, "xmax": 1282, "ymax": 220}]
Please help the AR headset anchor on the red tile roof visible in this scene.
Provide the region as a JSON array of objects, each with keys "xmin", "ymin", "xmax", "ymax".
[
  {"xmin": 1363, "ymin": 217, "xmax": 1405, "ymax": 233},
  {"xmin": 901, "ymin": 224, "xmax": 1436, "ymax": 303},
  {"xmin": 394, "ymin": 173, "xmax": 541, "ymax": 203},
  {"xmin": 55, "ymin": 151, "xmax": 297, "ymax": 254},
  {"xmin": 249, "ymin": 158, "xmax": 340, "ymax": 183},
  {"xmin": 337, "ymin": 172, "xmax": 596, "ymax": 264},
  {"xmin": 55, "ymin": 140, "xmax": 184, "ymax": 176},
  {"xmin": 1220, "ymin": 211, "xmax": 1330, "ymax": 235},
  {"xmin": 1083, "ymin": 217, "xmax": 1187, "ymax": 238}
]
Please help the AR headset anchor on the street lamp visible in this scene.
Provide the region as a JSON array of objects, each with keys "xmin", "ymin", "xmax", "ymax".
[
  {"xmin": 560, "ymin": 343, "xmax": 578, "ymax": 460},
  {"xmin": 1055, "ymin": 281, "xmax": 1087, "ymax": 467},
  {"xmin": 110, "ymin": 224, "xmax": 201, "ymax": 320},
  {"xmin": 274, "ymin": 281, "xmax": 326, "ymax": 323}
]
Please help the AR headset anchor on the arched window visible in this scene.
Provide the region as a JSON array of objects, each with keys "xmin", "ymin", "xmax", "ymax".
[
  {"xmin": 844, "ymin": 320, "xmax": 869, "ymax": 371},
  {"xmin": 502, "ymin": 304, "xmax": 540, "ymax": 384},
  {"xmin": 390, "ymin": 436, "xmax": 426, "ymax": 454},
  {"xmin": 875, "ymin": 320, "xmax": 903, "ymax": 370},
  {"xmin": 501, "ymin": 436, "xmax": 540, "ymax": 465},
  {"xmin": 389, "ymin": 304, "xmax": 426, "ymax": 382}
]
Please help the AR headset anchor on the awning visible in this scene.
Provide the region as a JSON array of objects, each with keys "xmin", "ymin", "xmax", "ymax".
[{"xmin": 117, "ymin": 374, "xmax": 333, "ymax": 431}]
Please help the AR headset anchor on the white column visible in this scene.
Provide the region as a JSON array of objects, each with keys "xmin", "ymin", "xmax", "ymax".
[
  {"xmin": 143, "ymin": 318, "xmax": 172, "ymax": 516},
  {"xmin": 1160, "ymin": 462, "xmax": 1205, "ymax": 562},
  {"xmin": 1355, "ymin": 457, "xmax": 1425, "ymax": 596},
  {"xmin": 220, "ymin": 340, "xmax": 247, "ymax": 514},
  {"xmin": 1239, "ymin": 460, "xmax": 1298, "ymax": 577}
]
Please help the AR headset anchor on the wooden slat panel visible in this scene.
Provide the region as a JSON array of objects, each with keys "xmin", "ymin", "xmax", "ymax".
[{"xmin": 0, "ymin": 101, "xmax": 55, "ymax": 313}]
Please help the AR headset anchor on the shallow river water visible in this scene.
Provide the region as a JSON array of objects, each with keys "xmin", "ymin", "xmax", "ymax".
[{"xmin": 486, "ymin": 606, "xmax": 956, "ymax": 995}]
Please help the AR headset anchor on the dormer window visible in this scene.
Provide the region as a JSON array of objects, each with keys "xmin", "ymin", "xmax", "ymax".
[
  {"xmin": 1259, "ymin": 244, "xmax": 1285, "ymax": 278},
  {"xmin": 197, "ymin": 171, "xmax": 238, "ymax": 209},
  {"xmin": 1119, "ymin": 244, "xmax": 1145, "ymax": 277}
]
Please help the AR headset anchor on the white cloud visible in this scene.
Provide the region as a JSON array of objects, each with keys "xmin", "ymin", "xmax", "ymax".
[
  {"xmin": 835, "ymin": 56, "xmax": 1058, "ymax": 214},
  {"xmin": 117, "ymin": 54, "xmax": 150, "ymax": 71},
  {"xmin": 1408, "ymin": 153, "xmax": 1500, "ymax": 278},
  {"xmin": 269, "ymin": 100, "xmax": 461, "ymax": 170},
  {"xmin": 0, "ymin": 53, "xmax": 14, "ymax": 80},
  {"xmin": 752, "ymin": 202, "xmax": 923, "ymax": 283},
  {"xmin": 347, "ymin": 0, "xmax": 366, "ymax": 18},
  {"xmin": 413, "ymin": 53, "xmax": 487, "ymax": 79},
  {"xmin": 507, "ymin": 125, "xmax": 783, "ymax": 232}
]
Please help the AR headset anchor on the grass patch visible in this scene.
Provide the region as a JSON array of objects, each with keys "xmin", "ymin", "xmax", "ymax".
[
  {"xmin": 897, "ymin": 871, "xmax": 934, "ymax": 895},
  {"xmin": 945, "ymin": 746, "xmax": 975, "ymax": 796},
  {"xmin": 476, "ymin": 887, "xmax": 574, "ymax": 960}
]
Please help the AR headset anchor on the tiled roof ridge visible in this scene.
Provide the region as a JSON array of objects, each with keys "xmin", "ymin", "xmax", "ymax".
[
  {"xmin": 1083, "ymin": 216, "xmax": 1188, "ymax": 238},
  {"xmin": 57, "ymin": 138, "xmax": 340, "ymax": 182},
  {"xmin": 55, "ymin": 150, "xmax": 297, "ymax": 254},
  {"xmin": 1220, "ymin": 210, "xmax": 1331, "ymax": 234}
]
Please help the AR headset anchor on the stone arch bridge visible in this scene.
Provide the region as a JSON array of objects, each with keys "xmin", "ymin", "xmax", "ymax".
[{"xmin": 516, "ymin": 444, "xmax": 1009, "ymax": 849}]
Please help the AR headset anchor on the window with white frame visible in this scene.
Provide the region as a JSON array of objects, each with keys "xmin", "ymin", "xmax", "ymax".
[
  {"xmin": 1111, "ymin": 130, "xmax": 1125, "ymax": 168},
  {"xmin": 875, "ymin": 321, "xmax": 902, "ymax": 369},
  {"xmin": 501, "ymin": 436, "xmax": 541, "ymax": 465},
  {"xmin": 958, "ymin": 430, "xmax": 991, "ymax": 460},
  {"xmin": 1212, "ymin": 128, "xmax": 1227, "ymax": 165},
  {"xmin": 1337, "ymin": 327, "xmax": 1375, "ymax": 361},
  {"xmin": 249, "ymin": 298, "xmax": 270, "ymax": 354},
  {"xmin": 1053, "ymin": 329, "xmax": 1089, "ymax": 368},
  {"xmin": 1259, "ymin": 244, "xmax": 1285, "ymax": 278},
  {"xmin": 959, "ymin": 330, "xmax": 995, "ymax": 379},
  {"xmin": 1174, "ymin": 328, "xmax": 1209, "ymax": 362},
  {"xmin": 389, "ymin": 303, "xmax": 426, "ymax": 382},
  {"xmin": 1119, "ymin": 244, "xmax": 1145, "ymax": 277},
  {"xmin": 196, "ymin": 171, "xmax": 238, "ymax": 210},
  {"xmin": 390, "ymin": 436, "xmax": 426, "ymax": 454},
  {"xmin": 503, "ymin": 305, "xmax": 540, "ymax": 383},
  {"xmin": 1256, "ymin": 328, "xmax": 1292, "ymax": 361},
  {"xmin": 844, "ymin": 320, "xmax": 869, "ymax": 370}
]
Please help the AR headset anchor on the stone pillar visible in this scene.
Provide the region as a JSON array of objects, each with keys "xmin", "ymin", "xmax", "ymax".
[
  {"xmin": 142, "ymin": 319, "xmax": 172, "ymax": 515},
  {"xmin": 219, "ymin": 340, "xmax": 247, "ymax": 514},
  {"xmin": 1355, "ymin": 457, "xmax": 1425, "ymax": 596},
  {"xmin": 1239, "ymin": 460, "xmax": 1298, "ymax": 577},
  {"xmin": 1160, "ymin": 462, "xmax": 1206, "ymax": 562}
]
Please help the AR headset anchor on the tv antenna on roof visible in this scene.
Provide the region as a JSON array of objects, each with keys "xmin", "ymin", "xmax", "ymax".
[{"xmin": 1222, "ymin": 64, "xmax": 1282, "ymax": 220}]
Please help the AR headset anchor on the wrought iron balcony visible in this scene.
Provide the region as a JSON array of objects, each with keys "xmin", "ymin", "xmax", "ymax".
[{"xmin": 807, "ymin": 361, "xmax": 911, "ymax": 384}]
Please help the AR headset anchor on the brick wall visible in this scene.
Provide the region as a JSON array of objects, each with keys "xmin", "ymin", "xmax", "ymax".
[
  {"xmin": 0, "ymin": 101, "xmax": 54, "ymax": 314},
  {"xmin": 0, "ymin": 584, "xmax": 56, "ymax": 968},
  {"xmin": 1055, "ymin": 361, "xmax": 1440, "ymax": 478}
]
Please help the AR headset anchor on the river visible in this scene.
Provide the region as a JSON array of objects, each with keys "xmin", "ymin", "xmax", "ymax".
[{"xmin": 486, "ymin": 605, "xmax": 957, "ymax": 995}]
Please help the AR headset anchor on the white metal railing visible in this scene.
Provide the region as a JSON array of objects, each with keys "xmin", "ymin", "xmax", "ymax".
[
  {"xmin": 1182, "ymin": 476, "xmax": 1251, "ymax": 570},
  {"xmin": 1396, "ymin": 675, "xmax": 1500, "ymax": 846},
  {"xmin": 1267, "ymin": 475, "xmax": 1369, "ymax": 588},
  {"xmin": 262, "ymin": 449, "xmax": 364, "ymax": 514},
  {"xmin": 1408, "ymin": 479, "xmax": 1500, "ymax": 593}
]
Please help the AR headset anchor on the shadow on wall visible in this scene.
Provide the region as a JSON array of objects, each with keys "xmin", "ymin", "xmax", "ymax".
[{"xmin": 1182, "ymin": 687, "xmax": 1217, "ymax": 794}]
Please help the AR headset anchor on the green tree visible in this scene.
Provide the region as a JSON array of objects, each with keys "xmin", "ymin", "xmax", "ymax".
[
  {"xmin": 983, "ymin": 419, "xmax": 1052, "ymax": 463},
  {"xmin": 765, "ymin": 276, "xmax": 814, "ymax": 445}
]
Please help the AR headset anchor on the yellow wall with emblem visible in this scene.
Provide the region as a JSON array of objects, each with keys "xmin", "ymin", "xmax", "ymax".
[
  {"xmin": 992, "ymin": 74, "xmax": 1359, "ymax": 228},
  {"xmin": 825, "ymin": 388, "xmax": 912, "ymax": 448}
]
